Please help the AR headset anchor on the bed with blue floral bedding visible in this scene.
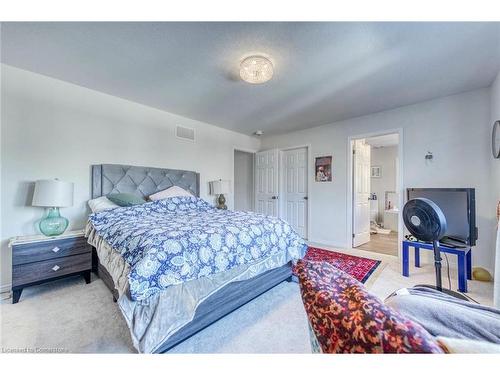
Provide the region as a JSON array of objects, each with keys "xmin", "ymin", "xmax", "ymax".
[{"xmin": 88, "ymin": 196, "xmax": 307, "ymax": 302}]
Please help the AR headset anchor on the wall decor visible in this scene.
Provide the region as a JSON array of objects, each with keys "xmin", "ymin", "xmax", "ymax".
[
  {"xmin": 371, "ymin": 166, "xmax": 382, "ymax": 178},
  {"xmin": 315, "ymin": 156, "xmax": 332, "ymax": 182}
]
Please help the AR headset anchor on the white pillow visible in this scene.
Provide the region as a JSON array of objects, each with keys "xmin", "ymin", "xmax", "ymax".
[
  {"xmin": 149, "ymin": 186, "xmax": 193, "ymax": 201},
  {"xmin": 88, "ymin": 196, "xmax": 120, "ymax": 213}
]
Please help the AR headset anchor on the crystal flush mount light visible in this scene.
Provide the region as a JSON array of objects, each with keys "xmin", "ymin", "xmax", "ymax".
[{"xmin": 240, "ymin": 55, "xmax": 274, "ymax": 84}]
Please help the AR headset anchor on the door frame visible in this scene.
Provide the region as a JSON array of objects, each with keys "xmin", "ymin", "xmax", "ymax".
[
  {"xmin": 278, "ymin": 144, "xmax": 311, "ymax": 240},
  {"xmin": 346, "ymin": 128, "xmax": 404, "ymax": 260},
  {"xmin": 233, "ymin": 147, "xmax": 258, "ymax": 211}
]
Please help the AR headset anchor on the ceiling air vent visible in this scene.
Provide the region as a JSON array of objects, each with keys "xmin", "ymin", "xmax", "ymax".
[{"xmin": 175, "ymin": 125, "xmax": 195, "ymax": 142}]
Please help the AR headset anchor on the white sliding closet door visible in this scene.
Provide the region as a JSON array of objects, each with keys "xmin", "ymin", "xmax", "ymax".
[
  {"xmin": 254, "ymin": 149, "xmax": 279, "ymax": 217},
  {"xmin": 283, "ymin": 147, "xmax": 308, "ymax": 239}
]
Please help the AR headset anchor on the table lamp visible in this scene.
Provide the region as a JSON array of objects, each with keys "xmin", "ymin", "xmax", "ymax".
[
  {"xmin": 209, "ymin": 179, "xmax": 231, "ymax": 210},
  {"xmin": 32, "ymin": 179, "xmax": 74, "ymax": 236}
]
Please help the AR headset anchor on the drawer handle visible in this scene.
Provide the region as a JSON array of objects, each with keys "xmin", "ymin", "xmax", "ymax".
[
  {"xmin": 52, "ymin": 265, "xmax": 60, "ymax": 272},
  {"xmin": 52, "ymin": 247, "xmax": 60, "ymax": 253}
]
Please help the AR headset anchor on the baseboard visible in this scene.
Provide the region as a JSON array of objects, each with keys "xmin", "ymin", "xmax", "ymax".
[
  {"xmin": 307, "ymin": 238, "xmax": 349, "ymax": 250},
  {"xmin": 1, "ymin": 283, "xmax": 12, "ymax": 294}
]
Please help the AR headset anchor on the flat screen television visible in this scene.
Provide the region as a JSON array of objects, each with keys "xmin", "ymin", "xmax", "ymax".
[{"xmin": 406, "ymin": 188, "xmax": 477, "ymax": 246}]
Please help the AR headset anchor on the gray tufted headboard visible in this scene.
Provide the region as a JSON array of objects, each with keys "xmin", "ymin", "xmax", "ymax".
[{"xmin": 91, "ymin": 164, "xmax": 200, "ymax": 199}]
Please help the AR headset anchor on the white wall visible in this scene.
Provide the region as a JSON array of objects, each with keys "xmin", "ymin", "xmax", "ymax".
[
  {"xmin": 234, "ymin": 150, "xmax": 254, "ymax": 212},
  {"xmin": 370, "ymin": 145, "xmax": 398, "ymax": 223},
  {"xmin": 492, "ymin": 71, "xmax": 500, "ymax": 204},
  {"xmin": 491, "ymin": 71, "xmax": 500, "ymax": 307},
  {"xmin": 0, "ymin": 65, "xmax": 260, "ymax": 289},
  {"xmin": 261, "ymin": 88, "xmax": 497, "ymax": 273}
]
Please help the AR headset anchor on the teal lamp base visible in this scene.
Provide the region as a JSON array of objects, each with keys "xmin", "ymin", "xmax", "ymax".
[
  {"xmin": 217, "ymin": 194, "xmax": 227, "ymax": 210},
  {"xmin": 39, "ymin": 207, "xmax": 69, "ymax": 236}
]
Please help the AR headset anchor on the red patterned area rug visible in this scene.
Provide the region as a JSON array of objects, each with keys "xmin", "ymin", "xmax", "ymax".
[{"xmin": 295, "ymin": 247, "xmax": 382, "ymax": 284}]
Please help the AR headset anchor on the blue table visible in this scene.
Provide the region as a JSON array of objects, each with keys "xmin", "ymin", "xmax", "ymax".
[{"xmin": 402, "ymin": 240, "xmax": 472, "ymax": 293}]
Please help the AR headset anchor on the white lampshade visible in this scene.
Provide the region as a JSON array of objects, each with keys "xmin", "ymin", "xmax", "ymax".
[
  {"xmin": 32, "ymin": 179, "xmax": 74, "ymax": 207},
  {"xmin": 209, "ymin": 180, "xmax": 231, "ymax": 195}
]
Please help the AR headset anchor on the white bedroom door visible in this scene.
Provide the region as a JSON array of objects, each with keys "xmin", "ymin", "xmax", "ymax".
[
  {"xmin": 255, "ymin": 149, "xmax": 279, "ymax": 217},
  {"xmin": 283, "ymin": 147, "xmax": 308, "ymax": 239},
  {"xmin": 353, "ymin": 139, "xmax": 371, "ymax": 247}
]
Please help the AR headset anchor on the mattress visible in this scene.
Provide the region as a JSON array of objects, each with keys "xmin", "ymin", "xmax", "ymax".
[{"xmin": 85, "ymin": 222, "xmax": 292, "ymax": 353}]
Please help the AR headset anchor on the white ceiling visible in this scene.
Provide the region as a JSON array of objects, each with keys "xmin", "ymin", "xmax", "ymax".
[{"xmin": 2, "ymin": 22, "xmax": 499, "ymax": 136}]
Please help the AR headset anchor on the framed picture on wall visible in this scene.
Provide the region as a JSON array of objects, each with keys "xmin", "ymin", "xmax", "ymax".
[
  {"xmin": 315, "ymin": 156, "xmax": 332, "ymax": 182},
  {"xmin": 371, "ymin": 166, "xmax": 382, "ymax": 178}
]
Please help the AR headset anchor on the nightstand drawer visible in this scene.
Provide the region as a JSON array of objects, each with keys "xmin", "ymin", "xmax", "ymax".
[
  {"xmin": 12, "ymin": 253, "xmax": 91, "ymax": 287},
  {"xmin": 12, "ymin": 237, "xmax": 90, "ymax": 265}
]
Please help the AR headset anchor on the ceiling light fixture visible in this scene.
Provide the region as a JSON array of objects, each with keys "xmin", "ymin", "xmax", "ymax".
[{"xmin": 240, "ymin": 55, "xmax": 274, "ymax": 84}]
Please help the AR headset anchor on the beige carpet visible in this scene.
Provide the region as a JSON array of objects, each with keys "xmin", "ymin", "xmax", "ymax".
[
  {"xmin": 3, "ymin": 245, "xmax": 492, "ymax": 354},
  {"xmin": 1, "ymin": 276, "xmax": 135, "ymax": 353},
  {"xmin": 1, "ymin": 275, "xmax": 311, "ymax": 353}
]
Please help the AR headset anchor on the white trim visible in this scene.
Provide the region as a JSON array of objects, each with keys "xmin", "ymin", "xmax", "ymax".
[
  {"xmin": 1, "ymin": 283, "xmax": 12, "ymax": 294},
  {"xmin": 233, "ymin": 147, "xmax": 258, "ymax": 211},
  {"xmin": 232, "ymin": 146, "xmax": 259, "ymax": 155},
  {"xmin": 347, "ymin": 128, "xmax": 404, "ymax": 266},
  {"xmin": 278, "ymin": 144, "xmax": 311, "ymax": 241},
  {"xmin": 307, "ymin": 239, "xmax": 347, "ymax": 250}
]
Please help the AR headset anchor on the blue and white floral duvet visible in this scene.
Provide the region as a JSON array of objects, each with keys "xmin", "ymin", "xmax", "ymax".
[{"xmin": 89, "ymin": 196, "xmax": 307, "ymax": 301}]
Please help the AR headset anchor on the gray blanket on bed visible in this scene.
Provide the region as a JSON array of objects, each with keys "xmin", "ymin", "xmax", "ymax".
[{"xmin": 385, "ymin": 286, "xmax": 500, "ymax": 343}]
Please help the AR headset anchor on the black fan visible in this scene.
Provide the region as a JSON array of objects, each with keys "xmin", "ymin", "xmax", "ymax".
[{"xmin": 403, "ymin": 198, "xmax": 467, "ymax": 299}]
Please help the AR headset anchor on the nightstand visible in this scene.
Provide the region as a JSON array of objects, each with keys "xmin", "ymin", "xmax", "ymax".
[{"xmin": 9, "ymin": 230, "xmax": 92, "ymax": 304}]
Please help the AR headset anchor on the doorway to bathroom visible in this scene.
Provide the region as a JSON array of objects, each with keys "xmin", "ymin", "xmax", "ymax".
[
  {"xmin": 234, "ymin": 149, "xmax": 255, "ymax": 212},
  {"xmin": 350, "ymin": 132, "xmax": 401, "ymax": 257}
]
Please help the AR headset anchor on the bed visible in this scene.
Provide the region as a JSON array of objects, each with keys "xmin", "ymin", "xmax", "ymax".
[{"xmin": 86, "ymin": 164, "xmax": 306, "ymax": 353}]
